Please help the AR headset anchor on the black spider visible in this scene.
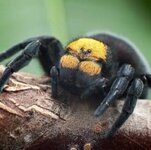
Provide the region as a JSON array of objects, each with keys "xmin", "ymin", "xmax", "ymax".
[{"xmin": 0, "ymin": 32, "xmax": 151, "ymax": 137}]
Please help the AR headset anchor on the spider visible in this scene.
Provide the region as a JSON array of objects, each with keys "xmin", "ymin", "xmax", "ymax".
[{"xmin": 0, "ymin": 32, "xmax": 150, "ymax": 137}]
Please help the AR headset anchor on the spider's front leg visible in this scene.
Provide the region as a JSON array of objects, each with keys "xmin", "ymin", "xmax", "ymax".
[
  {"xmin": 50, "ymin": 66, "xmax": 59, "ymax": 98},
  {"xmin": 94, "ymin": 64, "xmax": 144, "ymax": 137},
  {"xmin": 0, "ymin": 36, "xmax": 63, "ymax": 93},
  {"xmin": 0, "ymin": 38, "xmax": 36, "ymax": 62},
  {"xmin": 94, "ymin": 64, "xmax": 135, "ymax": 116},
  {"xmin": 0, "ymin": 41, "xmax": 41, "ymax": 92},
  {"xmin": 106, "ymin": 78, "xmax": 144, "ymax": 137},
  {"xmin": 80, "ymin": 78, "xmax": 107, "ymax": 100}
]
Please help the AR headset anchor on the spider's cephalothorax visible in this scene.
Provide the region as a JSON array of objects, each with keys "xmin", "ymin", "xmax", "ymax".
[
  {"xmin": 58, "ymin": 38, "xmax": 112, "ymax": 96},
  {"xmin": 0, "ymin": 32, "xmax": 151, "ymax": 138}
]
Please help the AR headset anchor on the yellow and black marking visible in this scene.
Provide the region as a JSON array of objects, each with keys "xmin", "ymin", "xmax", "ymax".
[
  {"xmin": 79, "ymin": 61, "xmax": 101, "ymax": 76},
  {"xmin": 60, "ymin": 55, "xmax": 102, "ymax": 76},
  {"xmin": 60, "ymin": 55, "xmax": 79, "ymax": 69},
  {"xmin": 67, "ymin": 38, "xmax": 107, "ymax": 61}
]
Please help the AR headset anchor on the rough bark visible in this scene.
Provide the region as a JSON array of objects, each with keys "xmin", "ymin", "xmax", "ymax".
[{"xmin": 0, "ymin": 65, "xmax": 150, "ymax": 150}]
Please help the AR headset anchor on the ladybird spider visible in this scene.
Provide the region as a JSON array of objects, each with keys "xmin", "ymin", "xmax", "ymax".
[{"xmin": 0, "ymin": 32, "xmax": 150, "ymax": 137}]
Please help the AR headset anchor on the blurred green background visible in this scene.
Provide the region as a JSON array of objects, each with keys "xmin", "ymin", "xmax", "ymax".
[{"xmin": 0, "ymin": 0, "xmax": 151, "ymax": 75}]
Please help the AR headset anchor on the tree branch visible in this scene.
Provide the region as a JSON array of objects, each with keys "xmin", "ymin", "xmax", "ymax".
[{"xmin": 0, "ymin": 65, "xmax": 150, "ymax": 150}]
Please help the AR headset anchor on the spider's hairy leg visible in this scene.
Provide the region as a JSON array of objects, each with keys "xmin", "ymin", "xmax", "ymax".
[
  {"xmin": 38, "ymin": 37, "xmax": 63, "ymax": 74},
  {"xmin": 145, "ymin": 74, "xmax": 151, "ymax": 87},
  {"xmin": 94, "ymin": 64, "xmax": 135, "ymax": 116},
  {"xmin": 0, "ymin": 36, "xmax": 63, "ymax": 72},
  {"xmin": 38, "ymin": 37, "xmax": 63, "ymax": 97},
  {"xmin": 50, "ymin": 66, "xmax": 59, "ymax": 98},
  {"xmin": 106, "ymin": 78, "xmax": 144, "ymax": 137},
  {"xmin": 0, "ymin": 36, "xmax": 63, "ymax": 93},
  {"xmin": 0, "ymin": 37, "xmax": 38, "ymax": 62},
  {"xmin": 80, "ymin": 78, "xmax": 107, "ymax": 100},
  {"xmin": 0, "ymin": 41, "xmax": 41, "ymax": 92}
]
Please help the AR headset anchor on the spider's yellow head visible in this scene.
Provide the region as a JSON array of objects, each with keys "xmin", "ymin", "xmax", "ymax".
[{"xmin": 66, "ymin": 38, "xmax": 107, "ymax": 61}]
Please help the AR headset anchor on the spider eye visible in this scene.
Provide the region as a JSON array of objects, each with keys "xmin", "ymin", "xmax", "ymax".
[
  {"xmin": 80, "ymin": 48, "xmax": 91, "ymax": 55},
  {"xmin": 67, "ymin": 47, "xmax": 72, "ymax": 51},
  {"xmin": 66, "ymin": 47, "xmax": 74, "ymax": 54},
  {"xmin": 80, "ymin": 47, "xmax": 84, "ymax": 52},
  {"xmin": 87, "ymin": 49, "xmax": 92, "ymax": 53}
]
